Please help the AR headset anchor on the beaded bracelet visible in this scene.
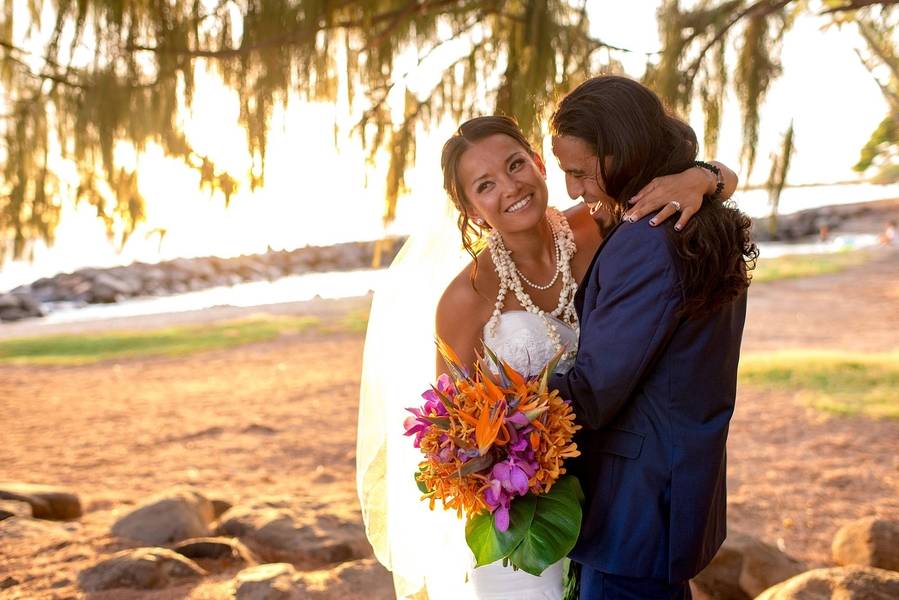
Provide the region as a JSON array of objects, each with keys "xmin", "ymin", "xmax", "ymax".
[{"xmin": 693, "ymin": 160, "xmax": 725, "ymax": 199}]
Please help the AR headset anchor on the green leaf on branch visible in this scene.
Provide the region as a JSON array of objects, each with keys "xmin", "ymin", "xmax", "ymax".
[
  {"xmin": 465, "ymin": 497, "xmax": 536, "ymax": 568},
  {"xmin": 508, "ymin": 476, "xmax": 584, "ymax": 577}
]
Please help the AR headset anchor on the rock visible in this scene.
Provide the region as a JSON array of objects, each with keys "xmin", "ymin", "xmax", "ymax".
[
  {"xmin": 0, "ymin": 516, "xmax": 76, "ymax": 541},
  {"xmin": 78, "ymin": 547, "xmax": 207, "ymax": 592},
  {"xmin": 14, "ymin": 292, "xmax": 46, "ymax": 317},
  {"xmin": 0, "ymin": 482, "xmax": 82, "ymax": 520},
  {"xmin": 112, "ymin": 488, "xmax": 215, "ymax": 545},
  {"xmin": 833, "ymin": 517, "xmax": 899, "ymax": 572},
  {"xmin": 295, "ymin": 558, "xmax": 394, "ymax": 600},
  {"xmin": 212, "ymin": 498, "xmax": 233, "ymax": 518},
  {"xmin": 0, "ymin": 499, "xmax": 33, "ymax": 520},
  {"xmin": 169, "ymin": 257, "xmax": 217, "ymax": 280},
  {"xmin": 234, "ymin": 563, "xmax": 303, "ymax": 600},
  {"xmin": 0, "ymin": 294, "xmax": 20, "ymax": 310},
  {"xmin": 693, "ymin": 532, "xmax": 805, "ymax": 599},
  {"xmin": 216, "ymin": 505, "xmax": 371, "ymax": 568},
  {"xmin": 756, "ymin": 566, "xmax": 899, "ymax": 600},
  {"xmin": 0, "ymin": 307, "xmax": 29, "ymax": 321},
  {"xmin": 90, "ymin": 272, "xmax": 136, "ymax": 303},
  {"xmin": 172, "ymin": 536, "xmax": 256, "ymax": 563}
]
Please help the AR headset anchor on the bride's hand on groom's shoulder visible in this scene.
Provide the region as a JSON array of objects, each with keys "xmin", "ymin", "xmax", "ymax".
[{"xmin": 624, "ymin": 166, "xmax": 718, "ymax": 232}]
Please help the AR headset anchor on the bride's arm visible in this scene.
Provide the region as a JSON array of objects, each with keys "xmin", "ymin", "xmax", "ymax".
[
  {"xmin": 435, "ymin": 269, "xmax": 490, "ymax": 377},
  {"xmin": 624, "ymin": 161, "xmax": 738, "ymax": 230}
]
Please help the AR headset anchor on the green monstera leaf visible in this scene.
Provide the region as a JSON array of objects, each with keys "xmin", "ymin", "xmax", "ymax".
[
  {"xmin": 509, "ymin": 476, "xmax": 584, "ymax": 576},
  {"xmin": 464, "ymin": 475, "xmax": 584, "ymax": 576},
  {"xmin": 465, "ymin": 496, "xmax": 536, "ymax": 567}
]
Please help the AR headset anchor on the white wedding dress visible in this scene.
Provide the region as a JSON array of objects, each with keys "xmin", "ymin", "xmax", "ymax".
[
  {"xmin": 356, "ymin": 201, "xmax": 579, "ymax": 600},
  {"xmin": 419, "ymin": 311, "xmax": 578, "ymax": 600}
]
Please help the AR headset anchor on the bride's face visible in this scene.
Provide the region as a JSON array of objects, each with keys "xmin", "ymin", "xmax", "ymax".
[{"xmin": 456, "ymin": 133, "xmax": 548, "ymax": 234}]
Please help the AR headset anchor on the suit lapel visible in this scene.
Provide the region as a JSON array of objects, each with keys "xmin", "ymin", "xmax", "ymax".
[{"xmin": 574, "ymin": 220, "xmax": 624, "ymax": 318}]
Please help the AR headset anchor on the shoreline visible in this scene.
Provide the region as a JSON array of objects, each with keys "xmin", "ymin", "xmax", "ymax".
[
  {"xmin": 0, "ymin": 295, "xmax": 374, "ymax": 340},
  {"xmin": 1, "ymin": 196, "xmax": 897, "ymax": 336}
]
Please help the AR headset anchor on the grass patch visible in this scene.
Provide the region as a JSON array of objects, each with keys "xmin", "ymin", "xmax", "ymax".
[
  {"xmin": 752, "ymin": 249, "xmax": 872, "ymax": 283},
  {"xmin": 0, "ymin": 315, "xmax": 324, "ymax": 365},
  {"xmin": 739, "ymin": 350, "xmax": 899, "ymax": 419}
]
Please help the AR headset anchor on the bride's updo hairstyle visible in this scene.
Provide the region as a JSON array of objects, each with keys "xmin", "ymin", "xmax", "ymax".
[
  {"xmin": 441, "ymin": 115, "xmax": 538, "ymax": 264},
  {"xmin": 551, "ymin": 75, "xmax": 757, "ymax": 318}
]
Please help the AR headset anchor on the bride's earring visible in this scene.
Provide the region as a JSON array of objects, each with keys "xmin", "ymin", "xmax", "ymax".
[{"xmin": 473, "ymin": 217, "xmax": 485, "ymax": 227}]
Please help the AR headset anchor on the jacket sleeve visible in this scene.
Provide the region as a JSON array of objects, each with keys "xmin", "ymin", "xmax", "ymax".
[{"xmin": 549, "ymin": 223, "xmax": 683, "ymax": 430}]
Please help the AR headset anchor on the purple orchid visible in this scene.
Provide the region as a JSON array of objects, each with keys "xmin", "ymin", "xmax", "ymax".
[{"xmin": 403, "ymin": 375, "xmax": 457, "ymax": 448}]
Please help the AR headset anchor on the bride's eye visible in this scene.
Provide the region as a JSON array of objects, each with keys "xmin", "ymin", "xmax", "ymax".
[
  {"xmin": 476, "ymin": 181, "xmax": 492, "ymax": 193},
  {"xmin": 509, "ymin": 158, "xmax": 524, "ymax": 171}
]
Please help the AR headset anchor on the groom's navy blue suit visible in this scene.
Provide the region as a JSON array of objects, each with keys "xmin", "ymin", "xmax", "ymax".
[{"xmin": 549, "ymin": 215, "xmax": 747, "ymax": 595}]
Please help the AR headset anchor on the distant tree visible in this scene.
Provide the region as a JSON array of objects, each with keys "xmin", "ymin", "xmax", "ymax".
[
  {"xmin": 650, "ymin": 0, "xmax": 899, "ymax": 180},
  {"xmin": 766, "ymin": 120, "xmax": 795, "ymax": 236},
  {"xmin": 3, "ymin": 0, "xmax": 899, "ymax": 261},
  {"xmin": 0, "ymin": 0, "xmax": 617, "ymax": 260}
]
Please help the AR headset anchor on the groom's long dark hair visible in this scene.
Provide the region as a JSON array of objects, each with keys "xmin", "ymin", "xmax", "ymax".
[{"xmin": 551, "ymin": 75, "xmax": 757, "ymax": 318}]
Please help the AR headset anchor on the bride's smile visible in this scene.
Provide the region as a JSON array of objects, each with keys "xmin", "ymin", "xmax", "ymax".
[{"xmin": 454, "ymin": 133, "xmax": 549, "ymax": 234}]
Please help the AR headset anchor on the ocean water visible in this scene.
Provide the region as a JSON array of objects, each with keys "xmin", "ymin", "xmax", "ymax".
[{"xmin": 1, "ymin": 182, "xmax": 893, "ymax": 326}]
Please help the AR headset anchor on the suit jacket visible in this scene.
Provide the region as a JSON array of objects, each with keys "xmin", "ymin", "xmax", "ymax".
[{"xmin": 549, "ymin": 216, "xmax": 747, "ymax": 583}]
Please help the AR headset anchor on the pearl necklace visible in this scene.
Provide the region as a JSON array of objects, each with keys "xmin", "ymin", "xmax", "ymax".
[
  {"xmin": 486, "ymin": 207, "xmax": 579, "ymax": 358},
  {"xmin": 515, "ymin": 222, "xmax": 561, "ymax": 290}
]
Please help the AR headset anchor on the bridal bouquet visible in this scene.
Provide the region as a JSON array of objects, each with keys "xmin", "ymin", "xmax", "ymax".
[{"xmin": 403, "ymin": 339, "xmax": 584, "ymax": 576}]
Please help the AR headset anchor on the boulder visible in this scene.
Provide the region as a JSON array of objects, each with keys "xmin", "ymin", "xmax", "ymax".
[
  {"xmin": 0, "ymin": 307, "xmax": 29, "ymax": 321},
  {"xmin": 693, "ymin": 532, "xmax": 805, "ymax": 599},
  {"xmin": 14, "ymin": 293, "xmax": 46, "ymax": 317},
  {"xmin": 212, "ymin": 498, "xmax": 233, "ymax": 518},
  {"xmin": 0, "ymin": 499, "xmax": 33, "ymax": 520},
  {"xmin": 112, "ymin": 488, "xmax": 215, "ymax": 545},
  {"xmin": 234, "ymin": 563, "xmax": 303, "ymax": 600},
  {"xmin": 78, "ymin": 547, "xmax": 207, "ymax": 592},
  {"xmin": 832, "ymin": 517, "xmax": 899, "ymax": 572},
  {"xmin": 0, "ymin": 516, "xmax": 76, "ymax": 542},
  {"xmin": 172, "ymin": 536, "xmax": 256, "ymax": 564},
  {"xmin": 216, "ymin": 505, "xmax": 371, "ymax": 568},
  {"xmin": 0, "ymin": 294, "xmax": 19, "ymax": 310},
  {"xmin": 756, "ymin": 566, "xmax": 899, "ymax": 600},
  {"xmin": 89, "ymin": 272, "xmax": 136, "ymax": 303},
  {"xmin": 0, "ymin": 482, "xmax": 82, "ymax": 520},
  {"xmin": 295, "ymin": 558, "xmax": 394, "ymax": 600}
]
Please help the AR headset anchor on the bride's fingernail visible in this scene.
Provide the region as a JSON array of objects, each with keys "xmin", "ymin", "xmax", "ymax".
[
  {"xmin": 675, "ymin": 224, "xmax": 683, "ymax": 231},
  {"xmin": 649, "ymin": 219, "xmax": 657, "ymax": 226}
]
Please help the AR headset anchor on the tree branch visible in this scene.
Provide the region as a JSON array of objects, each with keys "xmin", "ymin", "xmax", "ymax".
[
  {"xmin": 683, "ymin": 0, "xmax": 794, "ymax": 90},
  {"xmin": 820, "ymin": 0, "xmax": 899, "ymax": 15}
]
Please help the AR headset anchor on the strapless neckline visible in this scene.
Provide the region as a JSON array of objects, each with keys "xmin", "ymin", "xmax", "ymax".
[
  {"xmin": 484, "ymin": 310, "xmax": 576, "ymax": 333},
  {"xmin": 482, "ymin": 310, "xmax": 578, "ymax": 378}
]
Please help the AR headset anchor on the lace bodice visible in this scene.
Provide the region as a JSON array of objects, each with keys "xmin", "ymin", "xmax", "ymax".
[{"xmin": 482, "ymin": 311, "xmax": 578, "ymax": 378}]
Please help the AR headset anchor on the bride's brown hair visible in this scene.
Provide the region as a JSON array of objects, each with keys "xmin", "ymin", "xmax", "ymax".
[
  {"xmin": 551, "ymin": 75, "xmax": 757, "ymax": 318},
  {"xmin": 441, "ymin": 116, "xmax": 539, "ymax": 270}
]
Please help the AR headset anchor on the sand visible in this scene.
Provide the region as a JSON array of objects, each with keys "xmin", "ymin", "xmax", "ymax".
[{"xmin": 1, "ymin": 247, "xmax": 898, "ymax": 599}]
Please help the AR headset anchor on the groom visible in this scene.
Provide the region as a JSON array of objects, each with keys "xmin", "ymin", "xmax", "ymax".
[{"xmin": 547, "ymin": 77, "xmax": 750, "ymax": 599}]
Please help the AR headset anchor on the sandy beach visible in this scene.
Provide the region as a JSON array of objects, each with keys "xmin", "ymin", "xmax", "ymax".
[{"xmin": 1, "ymin": 243, "xmax": 898, "ymax": 599}]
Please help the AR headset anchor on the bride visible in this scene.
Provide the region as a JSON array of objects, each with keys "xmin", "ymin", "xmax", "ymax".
[{"xmin": 357, "ymin": 115, "xmax": 735, "ymax": 599}]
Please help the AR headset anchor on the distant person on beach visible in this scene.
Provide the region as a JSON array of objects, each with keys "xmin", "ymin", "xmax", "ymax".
[{"xmin": 880, "ymin": 220, "xmax": 897, "ymax": 246}]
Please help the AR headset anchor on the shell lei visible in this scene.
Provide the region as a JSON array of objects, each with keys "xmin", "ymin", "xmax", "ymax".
[{"xmin": 486, "ymin": 207, "xmax": 579, "ymax": 360}]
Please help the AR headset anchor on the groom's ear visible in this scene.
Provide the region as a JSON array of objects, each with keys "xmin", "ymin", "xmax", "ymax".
[{"xmin": 532, "ymin": 152, "xmax": 547, "ymax": 178}]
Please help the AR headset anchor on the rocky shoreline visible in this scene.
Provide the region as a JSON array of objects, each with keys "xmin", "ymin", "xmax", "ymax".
[
  {"xmin": 0, "ymin": 237, "xmax": 405, "ymax": 323},
  {"xmin": 2, "ymin": 197, "xmax": 897, "ymax": 324},
  {"xmin": 749, "ymin": 196, "xmax": 899, "ymax": 241}
]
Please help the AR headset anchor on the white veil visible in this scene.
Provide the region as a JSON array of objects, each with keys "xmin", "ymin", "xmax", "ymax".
[{"xmin": 356, "ymin": 198, "xmax": 474, "ymax": 598}]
